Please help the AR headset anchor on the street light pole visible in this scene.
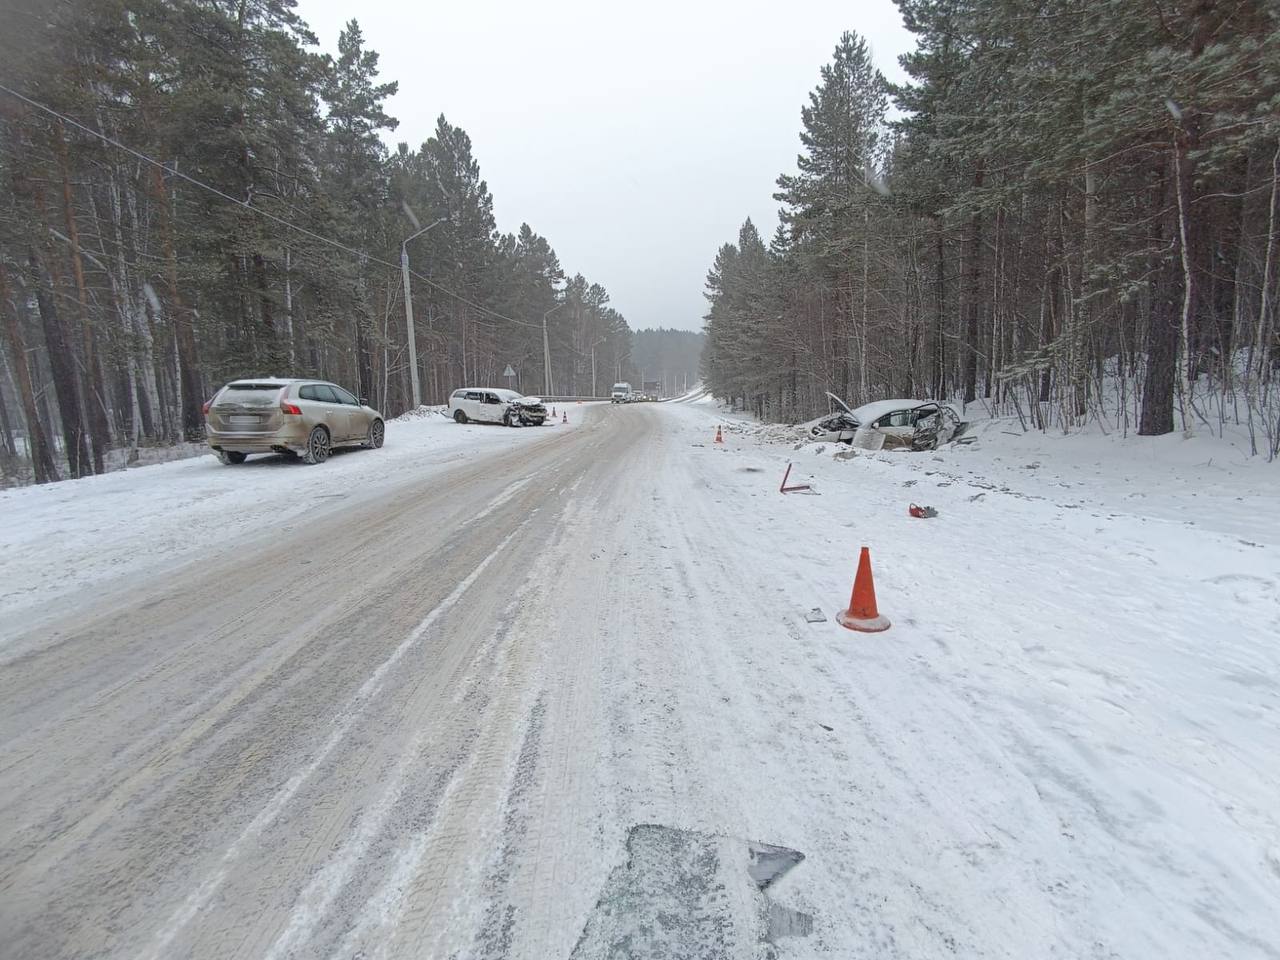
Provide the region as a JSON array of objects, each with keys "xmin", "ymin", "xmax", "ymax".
[
  {"xmin": 540, "ymin": 305, "xmax": 560, "ymax": 399},
  {"xmin": 400, "ymin": 217, "xmax": 447, "ymax": 408},
  {"xmin": 587, "ymin": 334, "xmax": 608, "ymax": 398}
]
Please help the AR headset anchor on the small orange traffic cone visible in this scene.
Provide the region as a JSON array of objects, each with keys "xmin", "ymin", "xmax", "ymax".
[
  {"xmin": 714, "ymin": 425, "xmax": 724, "ymax": 443},
  {"xmin": 562, "ymin": 411, "xmax": 568, "ymax": 424},
  {"xmin": 836, "ymin": 547, "xmax": 891, "ymax": 632}
]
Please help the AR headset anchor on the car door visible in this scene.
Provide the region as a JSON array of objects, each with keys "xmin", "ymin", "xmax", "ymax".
[
  {"xmin": 296, "ymin": 383, "xmax": 332, "ymax": 433},
  {"xmin": 872, "ymin": 408, "xmax": 918, "ymax": 446},
  {"xmin": 303, "ymin": 383, "xmax": 348, "ymax": 440},
  {"xmin": 330, "ymin": 384, "xmax": 365, "ymax": 441},
  {"xmin": 463, "ymin": 391, "xmax": 485, "ymax": 421},
  {"xmin": 481, "ymin": 391, "xmax": 505, "ymax": 423},
  {"xmin": 909, "ymin": 403, "xmax": 957, "ymax": 449}
]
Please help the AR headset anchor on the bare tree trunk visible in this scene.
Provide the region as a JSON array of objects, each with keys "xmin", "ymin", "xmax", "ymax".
[
  {"xmin": 934, "ymin": 224, "xmax": 946, "ymax": 399},
  {"xmin": 1141, "ymin": 165, "xmax": 1178, "ymax": 436},
  {"xmin": 54, "ymin": 121, "xmax": 110, "ymax": 472},
  {"xmin": 1, "ymin": 258, "xmax": 59, "ymax": 483},
  {"xmin": 151, "ymin": 165, "xmax": 204, "ymax": 440},
  {"xmin": 859, "ymin": 209, "xmax": 870, "ymax": 405},
  {"xmin": 1172, "ymin": 132, "xmax": 1197, "ymax": 434},
  {"xmin": 28, "ymin": 247, "xmax": 90, "ymax": 477},
  {"xmin": 963, "ymin": 160, "xmax": 985, "ymax": 405},
  {"xmin": 123, "ymin": 167, "xmax": 162, "ymax": 436},
  {"xmin": 0, "ymin": 351, "xmax": 17, "ymax": 457},
  {"xmin": 283, "ymin": 246, "xmax": 296, "ymax": 366},
  {"xmin": 1250, "ymin": 139, "xmax": 1278, "ymax": 382},
  {"xmin": 99, "ymin": 173, "xmax": 151, "ymax": 445}
]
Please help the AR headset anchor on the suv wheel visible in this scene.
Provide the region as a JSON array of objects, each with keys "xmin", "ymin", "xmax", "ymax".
[
  {"xmin": 217, "ymin": 450, "xmax": 247, "ymax": 465},
  {"xmin": 453, "ymin": 410, "xmax": 468, "ymax": 424},
  {"xmin": 365, "ymin": 418, "xmax": 385, "ymax": 449},
  {"xmin": 503, "ymin": 409, "xmax": 523, "ymax": 428},
  {"xmin": 303, "ymin": 426, "xmax": 331, "ymax": 464}
]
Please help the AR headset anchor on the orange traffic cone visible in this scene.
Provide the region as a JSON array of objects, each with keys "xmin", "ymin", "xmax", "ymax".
[
  {"xmin": 714, "ymin": 425, "xmax": 724, "ymax": 443},
  {"xmin": 836, "ymin": 547, "xmax": 891, "ymax": 632},
  {"xmin": 562, "ymin": 411, "xmax": 568, "ymax": 424}
]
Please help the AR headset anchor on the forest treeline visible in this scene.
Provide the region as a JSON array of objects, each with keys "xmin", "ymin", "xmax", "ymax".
[
  {"xmin": 702, "ymin": 0, "xmax": 1280, "ymax": 456},
  {"xmin": 0, "ymin": 0, "xmax": 638, "ymax": 485},
  {"xmin": 630, "ymin": 328, "xmax": 705, "ymax": 397}
]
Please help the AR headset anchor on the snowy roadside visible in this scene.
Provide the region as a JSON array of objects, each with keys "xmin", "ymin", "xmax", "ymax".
[
  {"xmin": 721, "ymin": 403, "xmax": 1280, "ymax": 543},
  {"xmin": 0, "ymin": 408, "xmax": 587, "ymax": 636},
  {"xmin": 653, "ymin": 398, "xmax": 1280, "ymax": 958}
]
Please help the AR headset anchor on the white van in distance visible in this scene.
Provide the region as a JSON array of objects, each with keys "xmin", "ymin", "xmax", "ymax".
[{"xmin": 610, "ymin": 382, "xmax": 632, "ymax": 403}]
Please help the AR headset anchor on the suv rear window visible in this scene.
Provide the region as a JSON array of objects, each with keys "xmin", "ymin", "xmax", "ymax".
[{"xmin": 219, "ymin": 383, "xmax": 285, "ymax": 403}]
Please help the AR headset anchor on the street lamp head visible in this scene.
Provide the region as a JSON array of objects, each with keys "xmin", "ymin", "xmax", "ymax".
[{"xmin": 403, "ymin": 217, "xmax": 449, "ymax": 247}]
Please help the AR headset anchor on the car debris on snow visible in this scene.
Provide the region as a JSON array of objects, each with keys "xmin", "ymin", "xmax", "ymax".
[{"xmin": 808, "ymin": 391, "xmax": 968, "ymax": 451}]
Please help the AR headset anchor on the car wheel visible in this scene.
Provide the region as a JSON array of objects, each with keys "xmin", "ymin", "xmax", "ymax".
[
  {"xmin": 453, "ymin": 410, "xmax": 468, "ymax": 424},
  {"xmin": 303, "ymin": 426, "xmax": 331, "ymax": 464},
  {"xmin": 365, "ymin": 418, "xmax": 385, "ymax": 449},
  {"xmin": 503, "ymin": 410, "xmax": 523, "ymax": 428},
  {"xmin": 217, "ymin": 450, "xmax": 247, "ymax": 465}
]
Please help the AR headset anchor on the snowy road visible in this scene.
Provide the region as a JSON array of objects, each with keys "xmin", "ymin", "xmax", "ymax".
[{"xmin": 1, "ymin": 401, "xmax": 1278, "ymax": 959}]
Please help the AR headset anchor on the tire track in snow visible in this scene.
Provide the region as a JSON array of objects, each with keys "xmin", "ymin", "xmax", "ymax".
[{"xmin": 142, "ymin": 524, "xmax": 527, "ymax": 960}]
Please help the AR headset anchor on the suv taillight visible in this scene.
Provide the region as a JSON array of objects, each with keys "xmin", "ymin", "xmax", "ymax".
[
  {"xmin": 281, "ymin": 401, "xmax": 302, "ymax": 415},
  {"xmin": 202, "ymin": 399, "xmax": 213, "ymax": 415}
]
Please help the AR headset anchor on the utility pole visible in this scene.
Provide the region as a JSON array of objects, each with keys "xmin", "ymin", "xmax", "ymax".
[
  {"xmin": 588, "ymin": 335, "xmax": 607, "ymax": 398},
  {"xmin": 400, "ymin": 217, "xmax": 447, "ymax": 408},
  {"xmin": 542, "ymin": 302, "xmax": 564, "ymax": 396}
]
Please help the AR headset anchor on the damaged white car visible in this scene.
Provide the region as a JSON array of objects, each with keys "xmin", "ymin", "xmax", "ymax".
[
  {"xmin": 448, "ymin": 388, "xmax": 549, "ymax": 426},
  {"xmin": 809, "ymin": 393, "xmax": 967, "ymax": 451}
]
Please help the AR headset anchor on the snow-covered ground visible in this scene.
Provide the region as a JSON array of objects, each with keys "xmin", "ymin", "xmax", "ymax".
[
  {"xmin": 670, "ymin": 398, "xmax": 1280, "ymax": 958},
  {"xmin": 0, "ymin": 406, "xmax": 587, "ymax": 635},
  {"xmin": 2, "ymin": 396, "xmax": 1277, "ymax": 958}
]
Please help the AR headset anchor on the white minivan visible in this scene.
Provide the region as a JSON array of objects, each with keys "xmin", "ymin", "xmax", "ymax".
[{"xmin": 448, "ymin": 388, "xmax": 548, "ymax": 426}]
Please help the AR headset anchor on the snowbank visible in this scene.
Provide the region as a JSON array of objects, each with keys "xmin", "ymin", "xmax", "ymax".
[
  {"xmin": 0, "ymin": 413, "xmax": 574, "ymax": 634},
  {"xmin": 658, "ymin": 399, "xmax": 1280, "ymax": 958}
]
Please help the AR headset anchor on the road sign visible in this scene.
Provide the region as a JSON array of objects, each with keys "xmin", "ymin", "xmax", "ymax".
[{"xmin": 503, "ymin": 364, "xmax": 516, "ymax": 378}]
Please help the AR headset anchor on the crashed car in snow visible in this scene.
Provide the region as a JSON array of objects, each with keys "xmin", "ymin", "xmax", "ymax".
[
  {"xmin": 448, "ymin": 388, "xmax": 548, "ymax": 426},
  {"xmin": 809, "ymin": 393, "xmax": 966, "ymax": 451}
]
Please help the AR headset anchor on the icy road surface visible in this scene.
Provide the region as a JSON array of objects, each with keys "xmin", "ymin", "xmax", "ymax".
[{"xmin": 1, "ymin": 401, "xmax": 1278, "ymax": 959}]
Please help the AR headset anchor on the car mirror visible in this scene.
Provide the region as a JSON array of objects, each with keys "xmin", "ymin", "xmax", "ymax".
[{"xmin": 359, "ymin": 397, "xmax": 369, "ymax": 406}]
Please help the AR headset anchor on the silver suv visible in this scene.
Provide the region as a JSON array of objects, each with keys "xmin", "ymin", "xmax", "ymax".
[{"xmin": 204, "ymin": 378, "xmax": 384, "ymax": 465}]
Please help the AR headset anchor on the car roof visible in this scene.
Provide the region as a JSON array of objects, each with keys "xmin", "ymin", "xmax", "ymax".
[
  {"xmin": 455, "ymin": 387, "xmax": 525, "ymax": 398},
  {"xmin": 850, "ymin": 399, "xmax": 936, "ymax": 422}
]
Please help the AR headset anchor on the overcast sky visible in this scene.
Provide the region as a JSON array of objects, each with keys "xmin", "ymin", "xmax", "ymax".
[{"xmin": 299, "ymin": 0, "xmax": 916, "ymax": 332}]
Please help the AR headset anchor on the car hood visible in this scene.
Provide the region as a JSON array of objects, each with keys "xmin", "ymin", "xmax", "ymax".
[
  {"xmin": 512, "ymin": 396, "xmax": 543, "ymax": 406},
  {"xmin": 824, "ymin": 391, "xmax": 854, "ymax": 415},
  {"xmin": 810, "ymin": 411, "xmax": 860, "ymax": 435}
]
